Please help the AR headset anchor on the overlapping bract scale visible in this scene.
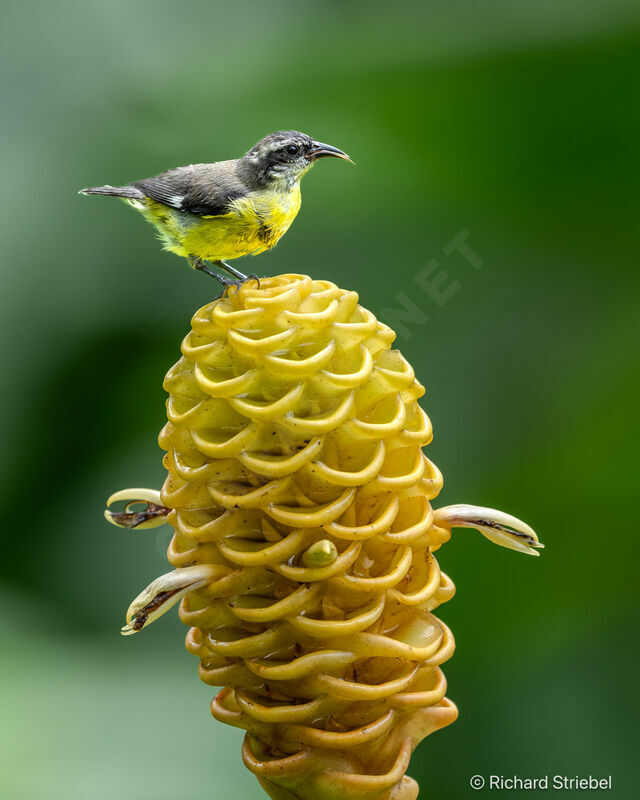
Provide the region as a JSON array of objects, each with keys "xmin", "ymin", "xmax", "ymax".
[{"xmin": 160, "ymin": 274, "xmax": 458, "ymax": 800}]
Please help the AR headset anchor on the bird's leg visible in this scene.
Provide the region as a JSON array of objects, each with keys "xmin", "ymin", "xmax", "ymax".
[
  {"xmin": 197, "ymin": 268, "xmax": 243, "ymax": 299},
  {"xmin": 189, "ymin": 257, "xmax": 260, "ymax": 292},
  {"xmin": 214, "ymin": 260, "xmax": 261, "ymax": 290},
  {"xmin": 213, "ymin": 260, "xmax": 246, "ymax": 280},
  {"xmin": 189, "ymin": 258, "xmax": 238, "ymax": 298},
  {"xmin": 189, "ymin": 257, "xmax": 227, "ymax": 283}
]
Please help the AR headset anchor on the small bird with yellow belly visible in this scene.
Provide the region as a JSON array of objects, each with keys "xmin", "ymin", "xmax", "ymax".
[{"xmin": 80, "ymin": 131, "xmax": 351, "ymax": 289}]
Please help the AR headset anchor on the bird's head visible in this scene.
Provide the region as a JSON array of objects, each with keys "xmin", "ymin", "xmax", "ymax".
[{"xmin": 239, "ymin": 131, "xmax": 351, "ymax": 189}]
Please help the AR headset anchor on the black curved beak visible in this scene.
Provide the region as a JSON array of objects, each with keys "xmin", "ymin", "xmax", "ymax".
[{"xmin": 308, "ymin": 141, "xmax": 353, "ymax": 163}]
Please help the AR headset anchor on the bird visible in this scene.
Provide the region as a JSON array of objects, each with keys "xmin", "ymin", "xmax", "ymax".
[{"xmin": 80, "ymin": 131, "xmax": 351, "ymax": 290}]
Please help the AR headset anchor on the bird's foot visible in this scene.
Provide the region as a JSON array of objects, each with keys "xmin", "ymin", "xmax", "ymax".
[
  {"xmin": 213, "ymin": 273, "xmax": 242, "ymax": 299},
  {"xmin": 191, "ymin": 258, "xmax": 260, "ymax": 295},
  {"xmin": 212, "ymin": 273, "xmax": 261, "ymax": 299}
]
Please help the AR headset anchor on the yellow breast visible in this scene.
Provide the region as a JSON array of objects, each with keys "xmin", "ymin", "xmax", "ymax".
[
  {"xmin": 139, "ymin": 184, "xmax": 302, "ymax": 262},
  {"xmin": 234, "ymin": 183, "xmax": 303, "ymax": 254}
]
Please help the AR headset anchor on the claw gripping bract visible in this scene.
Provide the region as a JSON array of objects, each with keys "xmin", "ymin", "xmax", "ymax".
[{"xmin": 110, "ymin": 273, "xmax": 541, "ymax": 800}]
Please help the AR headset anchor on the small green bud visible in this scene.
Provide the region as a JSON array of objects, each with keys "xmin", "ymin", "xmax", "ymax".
[{"xmin": 302, "ymin": 539, "xmax": 338, "ymax": 568}]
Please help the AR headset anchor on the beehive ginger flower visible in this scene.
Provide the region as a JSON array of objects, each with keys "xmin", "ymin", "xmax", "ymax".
[{"xmin": 108, "ymin": 274, "xmax": 542, "ymax": 800}]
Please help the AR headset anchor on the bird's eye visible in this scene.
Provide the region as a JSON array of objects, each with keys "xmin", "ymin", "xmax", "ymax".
[{"xmin": 286, "ymin": 144, "xmax": 299, "ymax": 155}]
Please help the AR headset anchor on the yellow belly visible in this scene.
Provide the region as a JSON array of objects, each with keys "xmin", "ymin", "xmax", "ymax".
[{"xmin": 137, "ymin": 185, "xmax": 302, "ymax": 262}]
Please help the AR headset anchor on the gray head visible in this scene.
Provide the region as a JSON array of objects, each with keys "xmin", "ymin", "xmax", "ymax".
[{"xmin": 238, "ymin": 131, "xmax": 351, "ymax": 188}]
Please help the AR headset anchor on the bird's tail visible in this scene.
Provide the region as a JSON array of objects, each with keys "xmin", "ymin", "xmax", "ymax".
[{"xmin": 79, "ymin": 184, "xmax": 145, "ymax": 199}]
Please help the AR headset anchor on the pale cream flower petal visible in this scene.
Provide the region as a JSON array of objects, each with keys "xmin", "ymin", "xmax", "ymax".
[
  {"xmin": 107, "ymin": 488, "xmax": 164, "ymax": 506},
  {"xmin": 433, "ymin": 504, "xmax": 543, "ymax": 556},
  {"xmin": 105, "ymin": 487, "xmax": 169, "ymax": 530},
  {"xmin": 122, "ymin": 565, "xmax": 220, "ymax": 635}
]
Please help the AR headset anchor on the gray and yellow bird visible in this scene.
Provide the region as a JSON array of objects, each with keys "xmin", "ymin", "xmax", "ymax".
[{"xmin": 80, "ymin": 131, "xmax": 351, "ymax": 288}]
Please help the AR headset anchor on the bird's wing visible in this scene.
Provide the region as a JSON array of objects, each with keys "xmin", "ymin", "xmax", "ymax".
[{"xmin": 132, "ymin": 161, "xmax": 247, "ymax": 216}]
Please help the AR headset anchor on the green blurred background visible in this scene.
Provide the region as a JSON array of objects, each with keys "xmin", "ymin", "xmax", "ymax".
[{"xmin": 2, "ymin": 1, "xmax": 639, "ymax": 797}]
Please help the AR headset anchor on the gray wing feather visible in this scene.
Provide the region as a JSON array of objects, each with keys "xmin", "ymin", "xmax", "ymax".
[{"xmin": 132, "ymin": 161, "xmax": 247, "ymax": 216}]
